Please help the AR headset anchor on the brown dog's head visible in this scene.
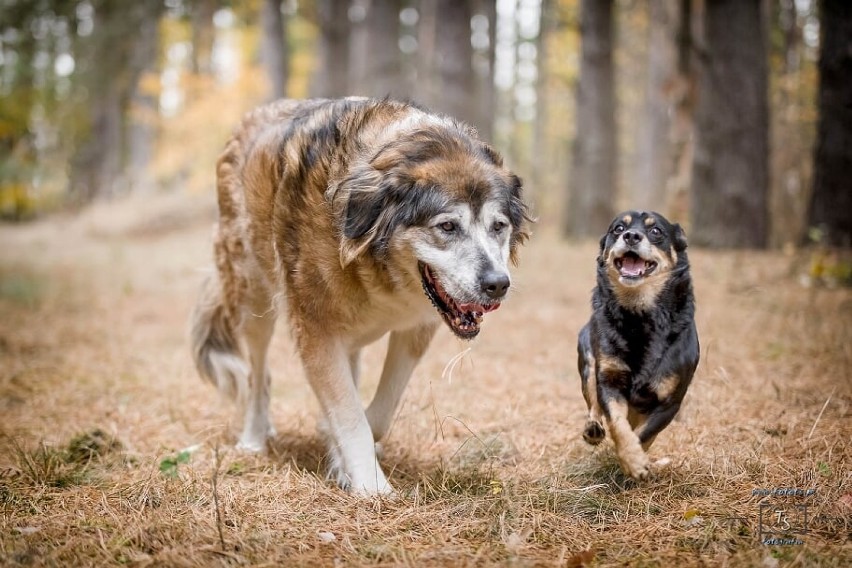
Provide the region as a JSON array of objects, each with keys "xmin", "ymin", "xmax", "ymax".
[
  {"xmin": 338, "ymin": 119, "xmax": 531, "ymax": 339},
  {"xmin": 598, "ymin": 210, "xmax": 688, "ymax": 311}
]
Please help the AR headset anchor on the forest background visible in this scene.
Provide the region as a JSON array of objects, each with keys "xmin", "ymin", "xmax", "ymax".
[{"xmin": 1, "ymin": 0, "xmax": 849, "ymax": 252}]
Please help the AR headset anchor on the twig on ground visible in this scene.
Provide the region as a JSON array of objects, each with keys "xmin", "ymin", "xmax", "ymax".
[
  {"xmin": 212, "ymin": 443, "xmax": 226, "ymax": 551},
  {"xmin": 807, "ymin": 387, "xmax": 836, "ymax": 440}
]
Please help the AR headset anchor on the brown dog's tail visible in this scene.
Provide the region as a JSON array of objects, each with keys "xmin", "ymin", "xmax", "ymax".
[{"xmin": 190, "ymin": 273, "xmax": 248, "ymax": 403}]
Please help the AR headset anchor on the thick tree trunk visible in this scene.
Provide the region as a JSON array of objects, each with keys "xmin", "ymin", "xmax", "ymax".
[
  {"xmin": 127, "ymin": 6, "xmax": 161, "ymax": 193},
  {"xmin": 807, "ymin": 0, "xmax": 852, "ymax": 247},
  {"xmin": 312, "ymin": 0, "xmax": 351, "ymax": 97},
  {"xmin": 635, "ymin": 0, "xmax": 677, "ymax": 211},
  {"xmin": 261, "ymin": 0, "xmax": 289, "ymax": 100},
  {"xmin": 690, "ymin": 0, "xmax": 768, "ymax": 248},
  {"xmin": 565, "ymin": 0, "xmax": 617, "ymax": 238},
  {"xmin": 191, "ymin": 0, "xmax": 217, "ymax": 75},
  {"xmin": 474, "ymin": 0, "xmax": 497, "ymax": 141},
  {"xmin": 363, "ymin": 0, "xmax": 402, "ymax": 98},
  {"xmin": 69, "ymin": 0, "xmax": 164, "ymax": 203},
  {"xmin": 435, "ymin": 0, "xmax": 475, "ymax": 125}
]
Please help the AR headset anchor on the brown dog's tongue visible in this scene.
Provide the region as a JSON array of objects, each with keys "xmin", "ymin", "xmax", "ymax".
[{"xmin": 621, "ymin": 256, "xmax": 644, "ymax": 276}]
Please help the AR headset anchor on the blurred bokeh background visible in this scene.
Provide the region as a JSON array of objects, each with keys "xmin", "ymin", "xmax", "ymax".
[{"xmin": 0, "ymin": 0, "xmax": 849, "ymax": 252}]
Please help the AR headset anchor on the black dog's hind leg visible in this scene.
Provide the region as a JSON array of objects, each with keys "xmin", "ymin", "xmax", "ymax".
[
  {"xmin": 635, "ymin": 402, "xmax": 681, "ymax": 451},
  {"xmin": 578, "ymin": 324, "xmax": 605, "ymax": 445}
]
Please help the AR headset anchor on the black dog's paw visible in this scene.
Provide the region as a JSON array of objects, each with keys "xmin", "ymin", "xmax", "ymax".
[{"xmin": 583, "ymin": 421, "xmax": 605, "ymax": 445}]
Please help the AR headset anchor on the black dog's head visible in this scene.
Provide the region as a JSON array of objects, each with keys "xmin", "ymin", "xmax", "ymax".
[{"xmin": 598, "ymin": 210, "xmax": 689, "ymax": 311}]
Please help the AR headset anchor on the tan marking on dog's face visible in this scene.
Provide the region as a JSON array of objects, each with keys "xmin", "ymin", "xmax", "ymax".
[
  {"xmin": 605, "ymin": 398, "xmax": 650, "ymax": 479},
  {"xmin": 604, "ymin": 233, "xmax": 675, "ymax": 312},
  {"xmin": 622, "ymin": 214, "xmax": 632, "ymax": 225},
  {"xmin": 644, "ymin": 216, "xmax": 657, "ymax": 227}
]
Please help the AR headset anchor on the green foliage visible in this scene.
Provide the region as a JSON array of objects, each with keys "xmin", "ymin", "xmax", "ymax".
[{"xmin": 159, "ymin": 449, "xmax": 192, "ymax": 479}]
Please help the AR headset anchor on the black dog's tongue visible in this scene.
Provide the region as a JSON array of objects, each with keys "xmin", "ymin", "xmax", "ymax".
[{"xmin": 621, "ymin": 256, "xmax": 644, "ymax": 277}]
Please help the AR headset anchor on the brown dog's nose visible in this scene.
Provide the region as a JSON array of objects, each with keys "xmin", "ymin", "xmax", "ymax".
[
  {"xmin": 623, "ymin": 230, "xmax": 643, "ymax": 247},
  {"xmin": 480, "ymin": 270, "xmax": 510, "ymax": 300}
]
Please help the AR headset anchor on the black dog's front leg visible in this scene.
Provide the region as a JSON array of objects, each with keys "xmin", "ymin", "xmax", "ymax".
[{"xmin": 597, "ymin": 358, "xmax": 651, "ymax": 480}]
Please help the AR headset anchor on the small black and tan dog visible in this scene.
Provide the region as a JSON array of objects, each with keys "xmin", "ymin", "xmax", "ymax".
[{"xmin": 577, "ymin": 210, "xmax": 699, "ymax": 479}]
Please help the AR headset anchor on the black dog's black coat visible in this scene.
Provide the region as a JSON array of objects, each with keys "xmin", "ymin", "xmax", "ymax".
[{"xmin": 577, "ymin": 210, "xmax": 699, "ymax": 479}]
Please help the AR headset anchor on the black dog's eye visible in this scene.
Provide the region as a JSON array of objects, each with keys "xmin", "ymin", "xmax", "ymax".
[
  {"xmin": 438, "ymin": 221, "xmax": 456, "ymax": 233},
  {"xmin": 493, "ymin": 221, "xmax": 507, "ymax": 233},
  {"xmin": 612, "ymin": 224, "xmax": 625, "ymax": 235},
  {"xmin": 649, "ymin": 226, "xmax": 662, "ymax": 237}
]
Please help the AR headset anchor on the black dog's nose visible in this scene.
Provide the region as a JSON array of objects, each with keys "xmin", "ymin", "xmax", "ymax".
[
  {"xmin": 480, "ymin": 270, "xmax": 510, "ymax": 300},
  {"xmin": 623, "ymin": 230, "xmax": 643, "ymax": 247}
]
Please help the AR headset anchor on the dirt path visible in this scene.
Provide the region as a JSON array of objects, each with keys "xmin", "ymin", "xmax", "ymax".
[{"xmin": 1, "ymin": 193, "xmax": 849, "ymax": 566}]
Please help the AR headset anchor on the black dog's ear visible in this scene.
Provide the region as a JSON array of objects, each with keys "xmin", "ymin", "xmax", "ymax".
[
  {"xmin": 672, "ymin": 223, "xmax": 688, "ymax": 252},
  {"xmin": 596, "ymin": 233, "xmax": 608, "ymax": 266}
]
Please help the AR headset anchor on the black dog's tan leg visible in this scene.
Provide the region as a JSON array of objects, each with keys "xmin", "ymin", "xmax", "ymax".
[
  {"xmin": 582, "ymin": 360, "xmax": 606, "ymax": 445},
  {"xmin": 366, "ymin": 324, "xmax": 436, "ymax": 443},
  {"xmin": 578, "ymin": 325, "xmax": 605, "ymax": 444},
  {"xmin": 602, "ymin": 396, "xmax": 650, "ymax": 479}
]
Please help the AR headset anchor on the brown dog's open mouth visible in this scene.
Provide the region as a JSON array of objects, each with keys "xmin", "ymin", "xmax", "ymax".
[
  {"xmin": 614, "ymin": 252, "xmax": 657, "ymax": 280},
  {"xmin": 419, "ymin": 263, "xmax": 500, "ymax": 339}
]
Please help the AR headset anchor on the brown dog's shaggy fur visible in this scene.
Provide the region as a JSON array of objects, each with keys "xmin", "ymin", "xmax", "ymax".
[{"xmin": 191, "ymin": 97, "xmax": 530, "ymax": 495}]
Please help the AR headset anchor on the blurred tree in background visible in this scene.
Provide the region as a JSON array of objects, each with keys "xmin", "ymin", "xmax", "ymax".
[
  {"xmin": 563, "ymin": 0, "xmax": 615, "ymax": 239},
  {"xmin": 0, "ymin": 0, "xmax": 846, "ymax": 251},
  {"xmin": 808, "ymin": 0, "xmax": 851, "ymax": 247}
]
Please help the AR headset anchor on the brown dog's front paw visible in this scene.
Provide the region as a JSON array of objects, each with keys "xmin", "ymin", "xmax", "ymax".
[{"xmin": 583, "ymin": 420, "xmax": 606, "ymax": 445}]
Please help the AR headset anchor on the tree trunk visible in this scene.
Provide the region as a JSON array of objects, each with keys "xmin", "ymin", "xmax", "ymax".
[
  {"xmin": 434, "ymin": 0, "xmax": 475, "ymax": 124},
  {"xmin": 127, "ymin": 5, "xmax": 161, "ymax": 193},
  {"xmin": 690, "ymin": 0, "xmax": 768, "ymax": 248},
  {"xmin": 312, "ymin": 0, "xmax": 351, "ymax": 97},
  {"xmin": 807, "ymin": 0, "xmax": 852, "ymax": 247},
  {"xmin": 565, "ymin": 0, "xmax": 617, "ymax": 238},
  {"xmin": 68, "ymin": 0, "xmax": 164, "ymax": 203},
  {"xmin": 191, "ymin": 0, "xmax": 217, "ymax": 75},
  {"xmin": 634, "ymin": 0, "xmax": 677, "ymax": 211},
  {"xmin": 261, "ymin": 0, "xmax": 289, "ymax": 100},
  {"xmin": 474, "ymin": 0, "xmax": 497, "ymax": 141},
  {"xmin": 362, "ymin": 0, "xmax": 402, "ymax": 98}
]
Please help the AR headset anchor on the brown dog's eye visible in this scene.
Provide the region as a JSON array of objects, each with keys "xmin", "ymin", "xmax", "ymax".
[
  {"xmin": 493, "ymin": 221, "xmax": 507, "ymax": 233},
  {"xmin": 613, "ymin": 225, "xmax": 625, "ymax": 235},
  {"xmin": 649, "ymin": 227, "xmax": 662, "ymax": 237},
  {"xmin": 439, "ymin": 221, "xmax": 456, "ymax": 233}
]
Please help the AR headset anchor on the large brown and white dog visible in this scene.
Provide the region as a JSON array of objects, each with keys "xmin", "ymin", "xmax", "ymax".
[{"xmin": 191, "ymin": 98, "xmax": 530, "ymax": 495}]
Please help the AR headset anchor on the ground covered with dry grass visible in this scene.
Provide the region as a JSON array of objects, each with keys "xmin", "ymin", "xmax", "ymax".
[{"xmin": 0, "ymin": 192, "xmax": 849, "ymax": 567}]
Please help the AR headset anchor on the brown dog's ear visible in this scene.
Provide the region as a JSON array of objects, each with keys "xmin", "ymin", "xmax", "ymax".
[
  {"xmin": 338, "ymin": 164, "xmax": 386, "ymax": 267},
  {"xmin": 508, "ymin": 174, "xmax": 532, "ymax": 265},
  {"xmin": 480, "ymin": 143, "xmax": 504, "ymax": 167},
  {"xmin": 672, "ymin": 223, "xmax": 688, "ymax": 252}
]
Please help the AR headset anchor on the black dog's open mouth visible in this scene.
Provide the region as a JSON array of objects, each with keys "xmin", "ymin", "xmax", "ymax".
[
  {"xmin": 614, "ymin": 252, "xmax": 658, "ymax": 280},
  {"xmin": 419, "ymin": 263, "xmax": 500, "ymax": 339}
]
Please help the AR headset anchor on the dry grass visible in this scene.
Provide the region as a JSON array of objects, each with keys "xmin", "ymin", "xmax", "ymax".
[{"xmin": 0, "ymin": 192, "xmax": 849, "ymax": 567}]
